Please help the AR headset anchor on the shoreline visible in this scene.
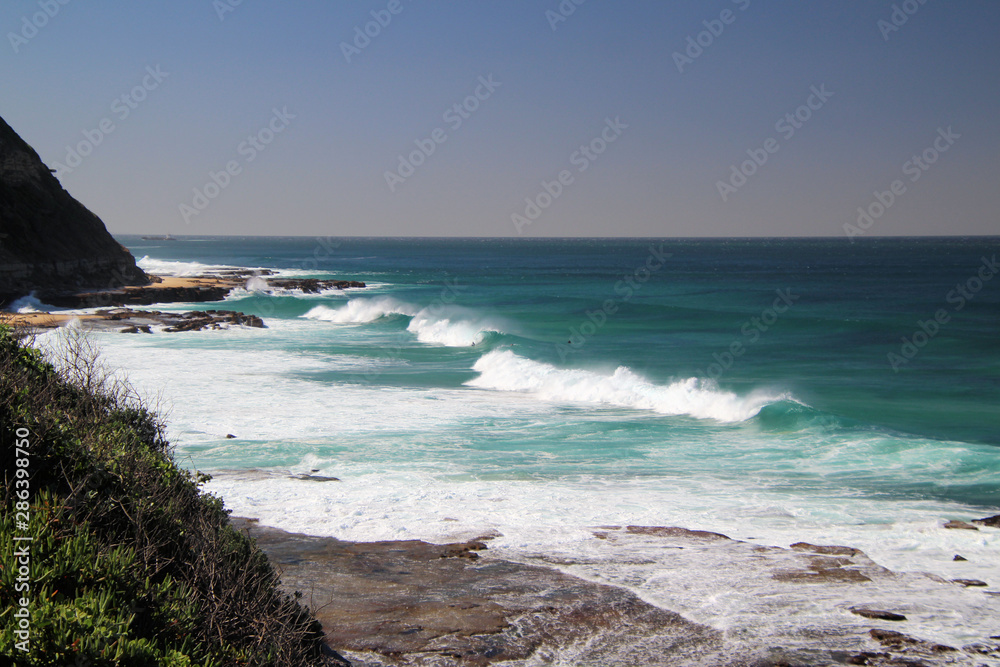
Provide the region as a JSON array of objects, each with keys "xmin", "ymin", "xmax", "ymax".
[
  {"xmin": 7, "ymin": 251, "xmax": 998, "ymax": 665},
  {"xmin": 232, "ymin": 517, "xmax": 1000, "ymax": 666},
  {"xmin": 0, "ymin": 272, "xmax": 365, "ymax": 331}
]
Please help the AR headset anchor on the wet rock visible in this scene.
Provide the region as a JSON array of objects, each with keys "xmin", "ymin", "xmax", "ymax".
[
  {"xmin": 963, "ymin": 642, "xmax": 1000, "ymax": 656},
  {"xmin": 953, "ymin": 554, "xmax": 967, "ymax": 561},
  {"xmin": 773, "ymin": 567, "xmax": 872, "ymax": 584},
  {"xmin": 268, "ymin": 278, "xmax": 366, "ymax": 292},
  {"xmin": 869, "ymin": 628, "xmax": 956, "ymax": 654},
  {"xmin": 790, "ymin": 542, "xmax": 860, "ymax": 556},
  {"xmin": 441, "ymin": 541, "xmax": 488, "ymax": 560},
  {"xmin": 231, "ymin": 520, "xmax": 722, "ymax": 666},
  {"xmin": 225, "ymin": 434, "xmax": 236, "ymax": 439},
  {"xmin": 845, "ymin": 651, "xmax": 891, "ymax": 665},
  {"xmin": 626, "ymin": 525, "xmax": 731, "ymax": 541},
  {"xmin": 851, "ymin": 608, "xmax": 907, "ymax": 621},
  {"xmin": 951, "ymin": 578, "xmax": 987, "ymax": 587},
  {"xmin": 972, "ymin": 514, "xmax": 1000, "ymax": 527},
  {"xmin": 289, "ymin": 474, "xmax": 340, "ymax": 482},
  {"xmin": 943, "ymin": 520, "xmax": 978, "ymax": 530},
  {"xmin": 773, "ymin": 546, "xmax": 880, "ymax": 584},
  {"xmin": 43, "ymin": 284, "xmax": 231, "ymax": 308}
]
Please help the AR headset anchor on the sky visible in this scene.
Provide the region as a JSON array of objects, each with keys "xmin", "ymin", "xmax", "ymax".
[{"xmin": 2, "ymin": 0, "xmax": 999, "ymax": 238}]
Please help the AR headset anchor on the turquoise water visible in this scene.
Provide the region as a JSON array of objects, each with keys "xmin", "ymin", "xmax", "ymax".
[
  {"xmin": 128, "ymin": 237, "xmax": 1000, "ymax": 431},
  {"xmin": 42, "ymin": 235, "xmax": 1000, "ymax": 651},
  {"xmin": 114, "ymin": 236, "xmax": 1000, "ymax": 507}
]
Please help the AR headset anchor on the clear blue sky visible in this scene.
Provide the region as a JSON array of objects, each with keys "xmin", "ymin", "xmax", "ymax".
[{"xmin": 2, "ymin": 0, "xmax": 998, "ymax": 237}]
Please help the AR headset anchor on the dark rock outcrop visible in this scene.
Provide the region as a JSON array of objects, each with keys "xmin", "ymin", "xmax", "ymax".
[
  {"xmin": 274, "ymin": 278, "xmax": 367, "ymax": 292},
  {"xmin": 84, "ymin": 308, "xmax": 265, "ymax": 333},
  {"xmin": 42, "ymin": 284, "xmax": 230, "ymax": 309},
  {"xmin": 972, "ymin": 514, "xmax": 1000, "ymax": 528},
  {"xmin": 943, "ymin": 520, "xmax": 978, "ymax": 530},
  {"xmin": 0, "ymin": 115, "xmax": 147, "ymax": 301},
  {"xmin": 851, "ymin": 608, "xmax": 907, "ymax": 621}
]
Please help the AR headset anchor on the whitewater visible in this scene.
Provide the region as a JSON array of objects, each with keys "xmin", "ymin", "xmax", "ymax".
[{"xmin": 27, "ymin": 236, "xmax": 1000, "ymax": 663}]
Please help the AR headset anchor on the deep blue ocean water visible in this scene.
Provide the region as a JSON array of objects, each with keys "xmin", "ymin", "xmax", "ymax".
[{"xmin": 33, "ymin": 235, "xmax": 999, "ymax": 653}]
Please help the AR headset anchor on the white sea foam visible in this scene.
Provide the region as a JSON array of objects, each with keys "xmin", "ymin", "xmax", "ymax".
[
  {"xmin": 303, "ymin": 297, "xmax": 503, "ymax": 346},
  {"xmin": 303, "ymin": 296, "xmax": 416, "ymax": 324},
  {"xmin": 5, "ymin": 292, "xmax": 57, "ymax": 313},
  {"xmin": 31, "ymin": 319, "xmax": 1000, "ymax": 657},
  {"xmin": 466, "ymin": 350, "xmax": 786, "ymax": 422},
  {"xmin": 244, "ymin": 275, "xmax": 270, "ymax": 292},
  {"xmin": 203, "ymin": 469, "xmax": 1000, "ymax": 653},
  {"xmin": 136, "ymin": 256, "xmax": 237, "ymax": 277}
]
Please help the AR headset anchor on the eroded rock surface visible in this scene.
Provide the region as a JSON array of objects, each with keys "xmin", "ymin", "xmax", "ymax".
[{"xmin": 233, "ymin": 520, "xmax": 722, "ymax": 666}]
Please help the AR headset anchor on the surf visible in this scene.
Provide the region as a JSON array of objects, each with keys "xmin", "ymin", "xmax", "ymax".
[
  {"xmin": 466, "ymin": 349, "xmax": 790, "ymax": 422},
  {"xmin": 303, "ymin": 296, "xmax": 506, "ymax": 347}
]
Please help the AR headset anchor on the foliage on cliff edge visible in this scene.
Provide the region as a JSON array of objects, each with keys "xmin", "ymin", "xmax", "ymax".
[{"xmin": 0, "ymin": 325, "xmax": 347, "ymax": 666}]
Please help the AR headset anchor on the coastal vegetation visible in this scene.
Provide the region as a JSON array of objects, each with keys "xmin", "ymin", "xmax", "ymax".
[{"xmin": 0, "ymin": 324, "xmax": 346, "ymax": 666}]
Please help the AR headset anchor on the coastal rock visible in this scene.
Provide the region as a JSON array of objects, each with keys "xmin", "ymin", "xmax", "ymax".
[
  {"xmin": 953, "ymin": 554, "xmax": 967, "ymax": 561},
  {"xmin": 625, "ymin": 525, "xmax": 731, "ymax": 541},
  {"xmin": 790, "ymin": 542, "xmax": 860, "ymax": 556},
  {"xmin": 845, "ymin": 651, "xmax": 891, "ymax": 665},
  {"xmin": 943, "ymin": 520, "xmax": 978, "ymax": 530},
  {"xmin": 232, "ymin": 520, "xmax": 723, "ymax": 666},
  {"xmin": 972, "ymin": 514, "xmax": 1000, "ymax": 527},
  {"xmin": 41, "ymin": 284, "xmax": 231, "ymax": 309},
  {"xmin": 269, "ymin": 277, "xmax": 366, "ymax": 292},
  {"xmin": 289, "ymin": 474, "xmax": 340, "ymax": 482},
  {"xmin": 868, "ymin": 629, "xmax": 956, "ymax": 653},
  {"xmin": 0, "ymin": 115, "xmax": 148, "ymax": 300},
  {"xmin": 851, "ymin": 608, "xmax": 907, "ymax": 621},
  {"xmin": 951, "ymin": 578, "xmax": 987, "ymax": 587},
  {"xmin": 771, "ymin": 543, "xmax": 890, "ymax": 584},
  {"xmin": 48, "ymin": 307, "xmax": 268, "ymax": 333},
  {"xmin": 773, "ymin": 566, "xmax": 872, "ymax": 584}
]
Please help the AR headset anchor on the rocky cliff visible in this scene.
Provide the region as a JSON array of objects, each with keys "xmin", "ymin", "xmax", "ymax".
[{"xmin": 0, "ymin": 114, "xmax": 147, "ymax": 301}]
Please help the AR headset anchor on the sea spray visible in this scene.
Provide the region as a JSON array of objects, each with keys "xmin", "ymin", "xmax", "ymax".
[
  {"xmin": 467, "ymin": 349, "xmax": 788, "ymax": 421},
  {"xmin": 304, "ymin": 295, "xmax": 504, "ymax": 347}
]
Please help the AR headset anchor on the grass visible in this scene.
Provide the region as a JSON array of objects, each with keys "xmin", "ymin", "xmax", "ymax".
[{"xmin": 0, "ymin": 324, "xmax": 349, "ymax": 666}]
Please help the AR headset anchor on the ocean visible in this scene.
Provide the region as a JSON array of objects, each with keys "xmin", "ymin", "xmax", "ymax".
[{"xmin": 36, "ymin": 236, "xmax": 1000, "ymax": 660}]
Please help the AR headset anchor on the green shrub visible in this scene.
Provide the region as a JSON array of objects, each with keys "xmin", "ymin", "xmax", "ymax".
[{"xmin": 0, "ymin": 325, "xmax": 344, "ymax": 666}]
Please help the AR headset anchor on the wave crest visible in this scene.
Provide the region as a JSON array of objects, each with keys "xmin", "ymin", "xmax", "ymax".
[
  {"xmin": 137, "ymin": 256, "xmax": 237, "ymax": 277},
  {"xmin": 466, "ymin": 350, "xmax": 789, "ymax": 422},
  {"xmin": 303, "ymin": 296, "xmax": 416, "ymax": 324},
  {"xmin": 302, "ymin": 297, "xmax": 503, "ymax": 347}
]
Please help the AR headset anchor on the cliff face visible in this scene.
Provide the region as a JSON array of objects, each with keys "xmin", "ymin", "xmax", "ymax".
[{"xmin": 0, "ymin": 114, "xmax": 147, "ymax": 300}]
